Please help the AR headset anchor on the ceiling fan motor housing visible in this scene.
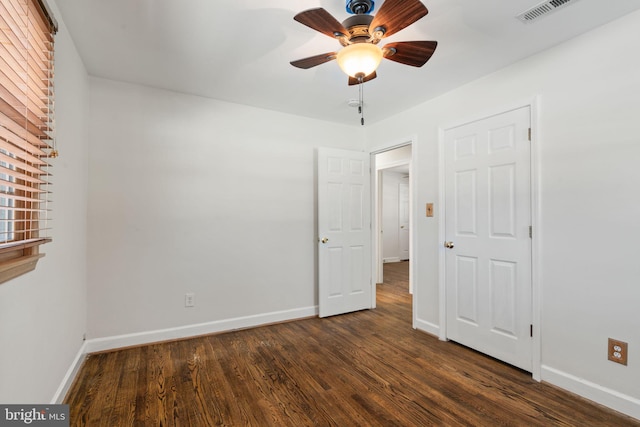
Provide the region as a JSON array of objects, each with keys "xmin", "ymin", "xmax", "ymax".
[
  {"xmin": 346, "ymin": 0, "xmax": 375, "ymax": 15},
  {"xmin": 342, "ymin": 14, "xmax": 375, "ymax": 42}
]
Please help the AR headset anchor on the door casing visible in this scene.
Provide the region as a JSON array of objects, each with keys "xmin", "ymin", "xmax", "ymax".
[{"xmin": 370, "ymin": 140, "xmax": 416, "ymax": 320}]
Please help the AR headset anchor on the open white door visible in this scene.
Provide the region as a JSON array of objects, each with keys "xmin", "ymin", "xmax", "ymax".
[
  {"xmin": 399, "ymin": 181, "xmax": 410, "ymax": 261},
  {"xmin": 444, "ymin": 106, "xmax": 532, "ymax": 372},
  {"xmin": 318, "ymin": 147, "xmax": 372, "ymax": 318}
]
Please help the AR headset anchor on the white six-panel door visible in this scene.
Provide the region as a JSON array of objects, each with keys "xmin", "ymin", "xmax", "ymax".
[
  {"xmin": 444, "ymin": 107, "xmax": 532, "ymax": 371},
  {"xmin": 317, "ymin": 148, "xmax": 372, "ymax": 318}
]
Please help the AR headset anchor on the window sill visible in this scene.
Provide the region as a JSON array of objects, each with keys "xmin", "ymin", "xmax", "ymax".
[{"xmin": 0, "ymin": 238, "xmax": 51, "ymax": 285}]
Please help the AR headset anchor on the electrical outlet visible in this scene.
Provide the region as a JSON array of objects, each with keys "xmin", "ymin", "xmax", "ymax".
[
  {"xmin": 185, "ymin": 293, "xmax": 195, "ymax": 308},
  {"xmin": 608, "ymin": 338, "xmax": 628, "ymax": 365}
]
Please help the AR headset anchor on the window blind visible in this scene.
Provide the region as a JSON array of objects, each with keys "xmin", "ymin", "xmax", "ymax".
[{"xmin": 0, "ymin": 0, "xmax": 56, "ymax": 269}]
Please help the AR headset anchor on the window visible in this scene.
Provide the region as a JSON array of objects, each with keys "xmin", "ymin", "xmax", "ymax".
[{"xmin": 0, "ymin": 0, "xmax": 57, "ymax": 283}]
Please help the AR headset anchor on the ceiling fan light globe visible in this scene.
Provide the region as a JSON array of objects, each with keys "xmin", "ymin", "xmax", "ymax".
[{"xmin": 336, "ymin": 43, "xmax": 383, "ymax": 78}]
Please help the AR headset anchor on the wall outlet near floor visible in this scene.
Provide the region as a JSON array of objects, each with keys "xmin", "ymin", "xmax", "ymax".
[
  {"xmin": 185, "ymin": 293, "xmax": 195, "ymax": 308},
  {"xmin": 608, "ymin": 338, "xmax": 628, "ymax": 365}
]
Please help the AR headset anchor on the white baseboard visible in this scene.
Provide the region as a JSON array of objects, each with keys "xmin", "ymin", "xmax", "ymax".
[
  {"xmin": 383, "ymin": 257, "xmax": 401, "ymax": 263},
  {"xmin": 414, "ymin": 318, "xmax": 440, "ymax": 338},
  {"xmin": 85, "ymin": 305, "xmax": 318, "ymax": 354},
  {"xmin": 541, "ymin": 365, "xmax": 640, "ymax": 421},
  {"xmin": 52, "ymin": 306, "xmax": 318, "ymax": 403},
  {"xmin": 51, "ymin": 340, "xmax": 88, "ymax": 404}
]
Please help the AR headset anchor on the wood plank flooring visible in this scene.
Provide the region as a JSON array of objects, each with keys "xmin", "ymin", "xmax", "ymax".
[{"xmin": 65, "ymin": 262, "xmax": 640, "ymax": 426}]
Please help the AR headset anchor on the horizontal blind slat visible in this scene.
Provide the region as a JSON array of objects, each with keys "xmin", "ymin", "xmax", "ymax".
[
  {"xmin": 0, "ymin": 191, "xmax": 48, "ymax": 203},
  {"xmin": 0, "ymin": 130, "xmax": 49, "ymax": 165},
  {"xmin": 0, "ymin": 177, "xmax": 46, "ymax": 193},
  {"xmin": 0, "ymin": 110, "xmax": 49, "ymax": 148},
  {"xmin": 0, "ymin": 164, "xmax": 48, "ymax": 185},
  {"xmin": 0, "ymin": 205, "xmax": 50, "ymax": 213},
  {"xmin": 0, "ymin": 125, "xmax": 48, "ymax": 158},
  {"xmin": 0, "ymin": 150, "xmax": 46, "ymax": 176},
  {"xmin": 0, "ymin": 2, "xmax": 29, "ymax": 45}
]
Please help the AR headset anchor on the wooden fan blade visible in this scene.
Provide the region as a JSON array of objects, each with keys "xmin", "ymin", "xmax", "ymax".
[
  {"xmin": 290, "ymin": 52, "xmax": 337, "ymax": 69},
  {"xmin": 383, "ymin": 41, "xmax": 437, "ymax": 67},
  {"xmin": 294, "ymin": 8, "xmax": 348, "ymax": 39},
  {"xmin": 348, "ymin": 71, "xmax": 377, "ymax": 86},
  {"xmin": 369, "ymin": 0, "xmax": 428, "ymax": 39}
]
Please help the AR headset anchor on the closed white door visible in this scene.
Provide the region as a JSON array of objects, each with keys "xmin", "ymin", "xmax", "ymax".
[
  {"xmin": 317, "ymin": 147, "xmax": 372, "ymax": 318},
  {"xmin": 399, "ymin": 182, "xmax": 410, "ymax": 260},
  {"xmin": 444, "ymin": 107, "xmax": 532, "ymax": 371}
]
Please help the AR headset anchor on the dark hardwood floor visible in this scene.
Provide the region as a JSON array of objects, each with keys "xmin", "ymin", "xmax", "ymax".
[{"xmin": 65, "ymin": 261, "xmax": 640, "ymax": 426}]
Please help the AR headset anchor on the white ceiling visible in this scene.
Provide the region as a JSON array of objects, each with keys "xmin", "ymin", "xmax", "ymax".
[{"xmin": 55, "ymin": 0, "xmax": 640, "ymax": 126}]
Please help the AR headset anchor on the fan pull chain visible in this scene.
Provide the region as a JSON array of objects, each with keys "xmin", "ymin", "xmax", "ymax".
[{"xmin": 359, "ymin": 76, "xmax": 365, "ymax": 126}]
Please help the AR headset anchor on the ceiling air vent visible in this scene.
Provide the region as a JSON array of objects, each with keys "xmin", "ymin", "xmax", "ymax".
[{"xmin": 516, "ymin": 0, "xmax": 580, "ymax": 23}]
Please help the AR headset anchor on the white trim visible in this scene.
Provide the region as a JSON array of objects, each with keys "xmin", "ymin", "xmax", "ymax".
[
  {"xmin": 439, "ymin": 97, "xmax": 538, "ymax": 132},
  {"xmin": 437, "ymin": 97, "xmax": 542, "ymax": 374},
  {"xmin": 383, "ymin": 257, "xmax": 401, "ymax": 263},
  {"xmin": 84, "ymin": 306, "xmax": 317, "ymax": 354},
  {"xmin": 437, "ymin": 126, "xmax": 447, "ymax": 341},
  {"xmin": 371, "ymin": 156, "xmax": 380, "ymax": 308},
  {"xmin": 51, "ymin": 340, "xmax": 89, "ymax": 404},
  {"xmin": 529, "ymin": 96, "xmax": 542, "ymax": 381},
  {"xmin": 414, "ymin": 318, "xmax": 440, "ymax": 338},
  {"xmin": 369, "ymin": 137, "xmax": 416, "ymax": 156},
  {"xmin": 375, "ymin": 168, "xmax": 383, "ymax": 287},
  {"xmin": 408, "ymin": 140, "xmax": 417, "ymax": 318},
  {"xmin": 376, "ymin": 158, "xmax": 411, "ymax": 170},
  {"xmin": 541, "ymin": 365, "xmax": 640, "ymax": 420}
]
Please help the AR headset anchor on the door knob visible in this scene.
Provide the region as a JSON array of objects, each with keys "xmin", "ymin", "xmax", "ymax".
[
  {"xmin": 444, "ymin": 241, "xmax": 454, "ymax": 249},
  {"xmin": 321, "ymin": 238, "xmax": 329, "ymax": 244}
]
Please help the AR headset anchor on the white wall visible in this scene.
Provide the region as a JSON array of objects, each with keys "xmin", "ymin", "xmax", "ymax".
[
  {"xmin": 87, "ymin": 79, "xmax": 364, "ymax": 343},
  {"xmin": 365, "ymin": 10, "xmax": 640, "ymax": 419},
  {"xmin": 382, "ymin": 171, "xmax": 407, "ymax": 262},
  {"xmin": 0, "ymin": 0, "xmax": 89, "ymax": 403}
]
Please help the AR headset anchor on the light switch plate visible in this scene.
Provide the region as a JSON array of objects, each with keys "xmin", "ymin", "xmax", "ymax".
[{"xmin": 426, "ymin": 203, "xmax": 434, "ymax": 217}]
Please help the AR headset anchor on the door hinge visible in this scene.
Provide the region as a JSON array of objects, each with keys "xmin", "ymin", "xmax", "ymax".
[
  {"xmin": 529, "ymin": 226, "xmax": 532, "ymax": 238},
  {"xmin": 530, "ymin": 324, "xmax": 533, "ymax": 337},
  {"xmin": 528, "ymin": 128, "xmax": 532, "ymax": 141}
]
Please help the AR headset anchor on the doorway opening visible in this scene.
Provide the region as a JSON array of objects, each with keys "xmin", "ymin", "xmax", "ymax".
[{"xmin": 373, "ymin": 144, "xmax": 413, "ymax": 295}]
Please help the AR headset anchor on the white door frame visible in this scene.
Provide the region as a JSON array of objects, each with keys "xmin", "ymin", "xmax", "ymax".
[
  {"xmin": 370, "ymin": 138, "xmax": 417, "ymax": 321},
  {"xmin": 437, "ymin": 97, "xmax": 542, "ymax": 380}
]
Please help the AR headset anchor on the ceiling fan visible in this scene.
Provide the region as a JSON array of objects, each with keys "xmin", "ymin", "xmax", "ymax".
[{"xmin": 290, "ymin": 0, "xmax": 438, "ymax": 86}]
